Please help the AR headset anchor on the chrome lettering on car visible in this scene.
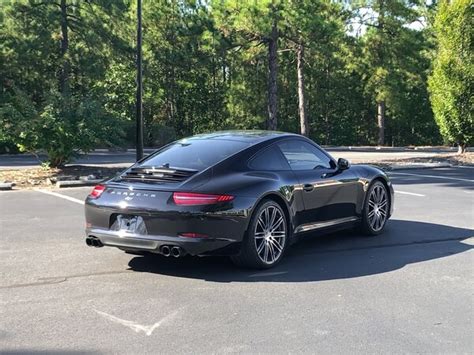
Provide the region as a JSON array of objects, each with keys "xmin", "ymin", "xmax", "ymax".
[{"xmin": 109, "ymin": 190, "xmax": 156, "ymax": 199}]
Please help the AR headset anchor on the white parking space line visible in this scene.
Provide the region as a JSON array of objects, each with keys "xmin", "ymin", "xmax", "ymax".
[
  {"xmin": 390, "ymin": 172, "xmax": 474, "ymax": 183},
  {"xmin": 94, "ymin": 309, "xmax": 180, "ymax": 336},
  {"xmin": 395, "ymin": 190, "xmax": 425, "ymax": 197},
  {"xmin": 35, "ymin": 189, "xmax": 85, "ymax": 205}
]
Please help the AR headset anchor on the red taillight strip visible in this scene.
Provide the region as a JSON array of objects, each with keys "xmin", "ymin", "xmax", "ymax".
[
  {"xmin": 173, "ymin": 192, "xmax": 234, "ymax": 206},
  {"xmin": 89, "ymin": 184, "xmax": 106, "ymax": 198}
]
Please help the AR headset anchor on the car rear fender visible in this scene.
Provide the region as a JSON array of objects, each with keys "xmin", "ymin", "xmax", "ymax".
[{"xmin": 245, "ymin": 191, "xmax": 296, "ymax": 243}]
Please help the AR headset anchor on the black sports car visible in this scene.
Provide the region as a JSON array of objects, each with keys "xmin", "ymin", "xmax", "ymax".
[{"xmin": 85, "ymin": 131, "xmax": 394, "ymax": 268}]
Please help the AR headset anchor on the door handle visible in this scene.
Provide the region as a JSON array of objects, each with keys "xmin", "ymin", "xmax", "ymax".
[{"xmin": 303, "ymin": 184, "xmax": 314, "ymax": 192}]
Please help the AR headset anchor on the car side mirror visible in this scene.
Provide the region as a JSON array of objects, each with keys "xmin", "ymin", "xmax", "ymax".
[{"xmin": 337, "ymin": 158, "xmax": 350, "ymax": 171}]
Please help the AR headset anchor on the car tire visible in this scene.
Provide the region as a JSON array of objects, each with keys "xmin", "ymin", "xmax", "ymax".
[
  {"xmin": 361, "ymin": 180, "xmax": 390, "ymax": 235},
  {"xmin": 231, "ymin": 199, "xmax": 288, "ymax": 269}
]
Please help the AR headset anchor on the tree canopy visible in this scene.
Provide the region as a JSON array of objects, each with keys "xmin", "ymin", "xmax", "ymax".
[
  {"xmin": 428, "ymin": 0, "xmax": 473, "ymax": 153},
  {"xmin": 0, "ymin": 0, "xmax": 468, "ymax": 166}
]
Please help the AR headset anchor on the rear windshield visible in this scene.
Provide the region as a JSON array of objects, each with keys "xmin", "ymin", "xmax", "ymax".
[{"xmin": 139, "ymin": 138, "xmax": 251, "ymax": 171}]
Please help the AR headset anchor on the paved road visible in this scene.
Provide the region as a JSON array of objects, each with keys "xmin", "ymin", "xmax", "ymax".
[
  {"xmin": 0, "ymin": 151, "xmax": 141, "ymax": 169},
  {"xmin": 1, "ymin": 167, "xmax": 473, "ymax": 353},
  {"xmin": 0, "ymin": 148, "xmax": 455, "ymax": 169}
]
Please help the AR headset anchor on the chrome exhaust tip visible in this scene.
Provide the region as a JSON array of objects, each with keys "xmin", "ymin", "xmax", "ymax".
[
  {"xmin": 87, "ymin": 236, "xmax": 103, "ymax": 248},
  {"xmin": 161, "ymin": 245, "xmax": 171, "ymax": 257},
  {"xmin": 171, "ymin": 246, "xmax": 182, "ymax": 258}
]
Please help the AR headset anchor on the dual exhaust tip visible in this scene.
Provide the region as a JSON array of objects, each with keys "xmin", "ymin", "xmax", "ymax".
[
  {"xmin": 86, "ymin": 237, "xmax": 183, "ymax": 257},
  {"xmin": 161, "ymin": 245, "xmax": 183, "ymax": 258},
  {"xmin": 86, "ymin": 236, "xmax": 103, "ymax": 248}
]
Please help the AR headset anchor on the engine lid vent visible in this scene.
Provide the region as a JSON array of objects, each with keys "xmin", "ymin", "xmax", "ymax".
[{"xmin": 120, "ymin": 166, "xmax": 197, "ymax": 183}]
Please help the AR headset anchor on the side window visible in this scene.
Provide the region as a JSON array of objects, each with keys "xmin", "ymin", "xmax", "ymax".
[
  {"xmin": 249, "ymin": 145, "xmax": 290, "ymax": 171},
  {"xmin": 278, "ymin": 140, "xmax": 332, "ymax": 170}
]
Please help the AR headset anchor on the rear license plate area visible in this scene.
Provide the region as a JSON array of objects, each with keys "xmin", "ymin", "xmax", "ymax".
[{"xmin": 110, "ymin": 214, "xmax": 148, "ymax": 235}]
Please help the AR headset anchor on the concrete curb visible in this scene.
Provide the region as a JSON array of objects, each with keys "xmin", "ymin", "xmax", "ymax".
[
  {"xmin": 0, "ymin": 163, "xmax": 464, "ymax": 191},
  {"xmin": 0, "ymin": 182, "xmax": 14, "ymax": 190},
  {"xmin": 55, "ymin": 179, "xmax": 104, "ymax": 188},
  {"xmin": 387, "ymin": 163, "xmax": 452, "ymax": 170}
]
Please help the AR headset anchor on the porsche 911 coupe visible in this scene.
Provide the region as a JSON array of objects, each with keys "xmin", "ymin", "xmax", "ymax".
[{"xmin": 85, "ymin": 131, "xmax": 394, "ymax": 269}]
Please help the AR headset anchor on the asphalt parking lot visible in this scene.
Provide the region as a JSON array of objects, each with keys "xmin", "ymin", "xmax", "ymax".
[{"xmin": 1, "ymin": 167, "xmax": 473, "ymax": 353}]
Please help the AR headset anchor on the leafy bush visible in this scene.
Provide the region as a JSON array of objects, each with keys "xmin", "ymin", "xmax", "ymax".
[
  {"xmin": 428, "ymin": 0, "xmax": 473, "ymax": 153},
  {"xmin": 1, "ymin": 89, "xmax": 126, "ymax": 167}
]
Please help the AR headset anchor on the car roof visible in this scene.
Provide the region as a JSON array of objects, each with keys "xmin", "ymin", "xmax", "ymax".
[{"xmin": 183, "ymin": 130, "xmax": 299, "ymax": 144}]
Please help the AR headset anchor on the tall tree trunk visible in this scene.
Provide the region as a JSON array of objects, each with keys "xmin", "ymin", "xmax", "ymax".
[
  {"xmin": 376, "ymin": 0, "xmax": 385, "ymax": 146},
  {"xmin": 296, "ymin": 43, "xmax": 309, "ymax": 137},
  {"xmin": 325, "ymin": 62, "xmax": 330, "ymax": 144},
  {"xmin": 267, "ymin": 20, "xmax": 278, "ymax": 130},
  {"xmin": 377, "ymin": 100, "xmax": 385, "ymax": 145},
  {"xmin": 457, "ymin": 143, "xmax": 466, "ymax": 154},
  {"xmin": 59, "ymin": 0, "xmax": 69, "ymax": 95}
]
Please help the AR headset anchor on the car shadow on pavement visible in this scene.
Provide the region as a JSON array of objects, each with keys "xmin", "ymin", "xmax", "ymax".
[{"xmin": 127, "ymin": 219, "xmax": 473, "ymax": 283}]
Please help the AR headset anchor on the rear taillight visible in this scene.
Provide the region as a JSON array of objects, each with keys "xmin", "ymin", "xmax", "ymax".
[
  {"xmin": 89, "ymin": 184, "xmax": 106, "ymax": 199},
  {"xmin": 173, "ymin": 192, "xmax": 234, "ymax": 206}
]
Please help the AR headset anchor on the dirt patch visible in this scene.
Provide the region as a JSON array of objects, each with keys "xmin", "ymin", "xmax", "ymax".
[
  {"xmin": 0, "ymin": 165, "xmax": 124, "ymax": 189},
  {"xmin": 361, "ymin": 153, "xmax": 474, "ymax": 169},
  {"xmin": 1, "ymin": 153, "xmax": 472, "ymax": 189}
]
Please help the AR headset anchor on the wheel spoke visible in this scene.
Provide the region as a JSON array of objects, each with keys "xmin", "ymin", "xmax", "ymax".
[
  {"xmin": 263, "ymin": 243, "xmax": 269, "ymax": 262},
  {"xmin": 270, "ymin": 216, "xmax": 283, "ymax": 231},
  {"xmin": 254, "ymin": 205, "xmax": 286, "ymax": 265},
  {"xmin": 366, "ymin": 184, "xmax": 389, "ymax": 232},
  {"xmin": 371, "ymin": 213, "xmax": 378, "ymax": 228},
  {"xmin": 270, "ymin": 238, "xmax": 283, "ymax": 253},
  {"xmin": 264, "ymin": 208, "xmax": 270, "ymax": 228},
  {"xmin": 269, "ymin": 207, "xmax": 277, "ymax": 230},
  {"xmin": 271, "ymin": 231, "xmax": 285, "ymax": 237},
  {"xmin": 267, "ymin": 241, "xmax": 276, "ymax": 262}
]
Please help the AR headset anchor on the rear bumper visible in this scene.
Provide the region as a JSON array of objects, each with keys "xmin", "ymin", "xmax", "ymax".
[
  {"xmin": 84, "ymin": 190, "xmax": 257, "ymax": 255},
  {"xmin": 86, "ymin": 227, "xmax": 239, "ymax": 256}
]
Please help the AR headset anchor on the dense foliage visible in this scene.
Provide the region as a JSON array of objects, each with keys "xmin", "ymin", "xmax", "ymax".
[
  {"xmin": 428, "ymin": 0, "xmax": 473, "ymax": 153},
  {"xmin": 0, "ymin": 0, "xmax": 466, "ymax": 166}
]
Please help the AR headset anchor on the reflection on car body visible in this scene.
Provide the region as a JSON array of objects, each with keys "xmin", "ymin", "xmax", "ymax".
[{"xmin": 85, "ymin": 130, "xmax": 394, "ymax": 269}]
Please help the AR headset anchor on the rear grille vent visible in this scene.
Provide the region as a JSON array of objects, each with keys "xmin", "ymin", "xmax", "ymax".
[{"xmin": 120, "ymin": 166, "xmax": 197, "ymax": 183}]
